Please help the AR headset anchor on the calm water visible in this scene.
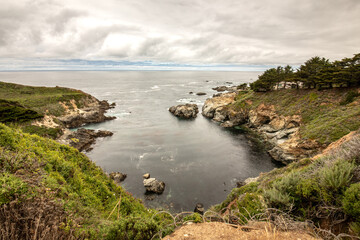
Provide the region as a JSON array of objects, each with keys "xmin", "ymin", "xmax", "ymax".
[{"xmin": 0, "ymin": 71, "xmax": 277, "ymax": 211}]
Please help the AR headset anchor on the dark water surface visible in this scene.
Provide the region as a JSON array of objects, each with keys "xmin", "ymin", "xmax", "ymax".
[{"xmin": 0, "ymin": 71, "xmax": 278, "ymax": 211}]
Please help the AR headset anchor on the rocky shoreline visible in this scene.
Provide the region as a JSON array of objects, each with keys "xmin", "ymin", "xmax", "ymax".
[
  {"xmin": 33, "ymin": 94, "xmax": 116, "ymax": 152},
  {"xmin": 201, "ymin": 91, "xmax": 319, "ymax": 164}
]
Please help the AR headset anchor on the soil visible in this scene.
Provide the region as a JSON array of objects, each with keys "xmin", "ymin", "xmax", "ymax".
[{"xmin": 165, "ymin": 222, "xmax": 319, "ymax": 240}]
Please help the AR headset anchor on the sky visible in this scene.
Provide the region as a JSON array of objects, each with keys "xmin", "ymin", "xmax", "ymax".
[{"xmin": 0, "ymin": 0, "xmax": 359, "ymax": 71}]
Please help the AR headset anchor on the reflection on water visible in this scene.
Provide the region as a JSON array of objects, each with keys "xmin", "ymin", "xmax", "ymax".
[{"xmin": 0, "ymin": 71, "xmax": 278, "ymax": 212}]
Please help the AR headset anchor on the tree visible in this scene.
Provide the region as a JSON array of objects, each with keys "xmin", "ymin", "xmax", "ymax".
[{"xmin": 297, "ymin": 56, "xmax": 330, "ymax": 88}]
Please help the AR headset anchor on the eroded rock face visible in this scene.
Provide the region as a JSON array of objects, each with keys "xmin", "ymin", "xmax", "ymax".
[
  {"xmin": 202, "ymin": 92, "xmax": 321, "ymax": 164},
  {"xmin": 58, "ymin": 98, "xmax": 116, "ymax": 128},
  {"xmin": 63, "ymin": 128, "xmax": 113, "ymax": 152},
  {"xmin": 169, "ymin": 104, "xmax": 199, "ymax": 119},
  {"xmin": 143, "ymin": 178, "xmax": 165, "ymax": 194},
  {"xmin": 202, "ymin": 92, "xmax": 237, "ymax": 119}
]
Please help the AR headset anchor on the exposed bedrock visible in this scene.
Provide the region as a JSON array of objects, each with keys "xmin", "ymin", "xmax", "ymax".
[{"xmin": 202, "ymin": 94, "xmax": 320, "ymax": 164}]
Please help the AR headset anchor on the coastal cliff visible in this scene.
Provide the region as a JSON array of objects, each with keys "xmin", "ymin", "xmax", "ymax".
[
  {"xmin": 0, "ymin": 81, "xmax": 115, "ymax": 151},
  {"xmin": 207, "ymin": 87, "xmax": 360, "ymax": 237},
  {"xmin": 202, "ymin": 88, "xmax": 360, "ymax": 164}
]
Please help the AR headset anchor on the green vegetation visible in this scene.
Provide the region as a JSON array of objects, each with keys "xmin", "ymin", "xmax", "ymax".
[
  {"xmin": 0, "ymin": 123, "xmax": 173, "ymax": 239},
  {"xmin": 250, "ymin": 53, "xmax": 360, "ymax": 92},
  {"xmin": 0, "ymin": 99, "xmax": 43, "ymax": 123},
  {"xmin": 0, "ymin": 81, "xmax": 89, "ymax": 116},
  {"xmin": 232, "ymin": 87, "xmax": 360, "ymax": 145},
  {"xmin": 216, "ymin": 132, "xmax": 360, "ymax": 236},
  {"xmin": 21, "ymin": 125, "xmax": 63, "ymax": 139}
]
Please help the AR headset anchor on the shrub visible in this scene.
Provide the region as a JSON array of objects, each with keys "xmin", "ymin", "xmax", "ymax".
[
  {"xmin": 105, "ymin": 217, "xmax": 160, "ymax": 240},
  {"xmin": 0, "ymin": 173, "xmax": 28, "ymax": 205},
  {"xmin": 236, "ymin": 193, "xmax": 265, "ymax": 223},
  {"xmin": 264, "ymin": 188, "xmax": 292, "ymax": 209},
  {"xmin": 340, "ymin": 90, "xmax": 360, "ymax": 105},
  {"xmin": 319, "ymin": 160, "xmax": 355, "ymax": 192},
  {"xmin": 342, "ymin": 183, "xmax": 360, "ymax": 221},
  {"xmin": 182, "ymin": 213, "xmax": 203, "ymax": 223}
]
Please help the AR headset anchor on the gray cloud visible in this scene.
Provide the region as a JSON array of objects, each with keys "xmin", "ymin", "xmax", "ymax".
[{"xmin": 0, "ymin": 0, "xmax": 359, "ymax": 66}]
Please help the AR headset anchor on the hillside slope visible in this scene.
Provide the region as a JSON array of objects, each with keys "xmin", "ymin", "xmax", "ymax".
[{"xmin": 0, "ymin": 123, "xmax": 174, "ymax": 239}]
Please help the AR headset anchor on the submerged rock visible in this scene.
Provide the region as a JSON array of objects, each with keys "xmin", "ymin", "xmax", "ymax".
[
  {"xmin": 110, "ymin": 172, "xmax": 127, "ymax": 183},
  {"xmin": 169, "ymin": 104, "xmax": 199, "ymax": 119},
  {"xmin": 143, "ymin": 178, "xmax": 165, "ymax": 194}
]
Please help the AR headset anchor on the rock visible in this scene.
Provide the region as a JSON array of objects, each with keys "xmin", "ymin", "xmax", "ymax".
[
  {"xmin": 143, "ymin": 173, "xmax": 150, "ymax": 179},
  {"xmin": 248, "ymin": 104, "xmax": 276, "ymax": 127},
  {"xmin": 236, "ymin": 181, "xmax": 246, "ymax": 188},
  {"xmin": 58, "ymin": 98, "xmax": 116, "ymax": 128},
  {"xmin": 244, "ymin": 177, "xmax": 258, "ymax": 185},
  {"xmin": 143, "ymin": 178, "xmax": 165, "ymax": 194},
  {"xmin": 196, "ymin": 92, "xmax": 207, "ymax": 96},
  {"xmin": 66, "ymin": 128, "xmax": 113, "ymax": 152},
  {"xmin": 109, "ymin": 102, "xmax": 116, "ymax": 108},
  {"xmin": 169, "ymin": 104, "xmax": 199, "ymax": 119},
  {"xmin": 194, "ymin": 203, "xmax": 204, "ymax": 215},
  {"xmin": 202, "ymin": 92, "xmax": 236, "ymax": 118},
  {"xmin": 110, "ymin": 172, "xmax": 127, "ymax": 183},
  {"xmin": 212, "ymin": 86, "xmax": 227, "ymax": 92},
  {"xmin": 189, "ymin": 92, "xmax": 193, "ymax": 94}
]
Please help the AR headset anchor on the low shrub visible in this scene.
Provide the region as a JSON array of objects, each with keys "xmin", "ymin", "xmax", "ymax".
[
  {"xmin": 0, "ymin": 173, "xmax": 28, "ymax": 204},
  {"xmin": 342, "ymin": 183, "xmax": 360, "ymax": 221}
]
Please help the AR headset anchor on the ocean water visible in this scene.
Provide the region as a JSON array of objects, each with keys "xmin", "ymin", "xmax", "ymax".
[{"xmin": 0, "ymin": 71, "xmax": 278, "ymax": 211}]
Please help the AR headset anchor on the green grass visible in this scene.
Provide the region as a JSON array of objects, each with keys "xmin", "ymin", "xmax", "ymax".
[{"xmin": 0, "ymin": 81, "xmax": 89, "ymax": 116}]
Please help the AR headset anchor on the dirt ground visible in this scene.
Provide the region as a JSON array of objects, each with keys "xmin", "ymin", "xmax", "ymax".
[{"xmin": 164, "ymin": 222, "xmax": 319, "ymax": 240}]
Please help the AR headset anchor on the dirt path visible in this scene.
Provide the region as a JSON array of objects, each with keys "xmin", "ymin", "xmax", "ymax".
[{"xmin": 164, "ymin": 222, "xmax": 319, "ymax": 240}]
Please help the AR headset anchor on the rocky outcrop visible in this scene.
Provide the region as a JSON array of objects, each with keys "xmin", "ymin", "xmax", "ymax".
[
  {"xmin": 61, "ymin": 128, "xmax": 113, "ymax": 152},
  {"xmin": 169, "ymin": 104, "xmax": 199, "ymax": 119},
  {"xmin": 202, "ymin": 94, "xmax": 320, "ymax": 164},
  {"xmin": 109, "ymin": 172, "xmax": 127, "ymax": 183},
  {"xmin": 202, "ymin": 92, "xmax": 237, "ymax": 119},
  {"xmin": 58, "ymin": 98, "xmax": 116, "ymax": 128},
  {"xmin": 143, "ymin": 178, "xmax": 165, "ymax": 194},
  {"xmin": 212, "ymin": 86, "xmax": 238, "ymax": 92}
]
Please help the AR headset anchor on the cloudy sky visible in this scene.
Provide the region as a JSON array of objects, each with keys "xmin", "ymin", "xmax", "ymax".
[{"xmin": 0, "ymin": 0, "xmax": 359, "ymax": 70}]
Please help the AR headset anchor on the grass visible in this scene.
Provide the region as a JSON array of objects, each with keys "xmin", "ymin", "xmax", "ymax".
[{"xmin": 0, "ymin": 81, "xmax": 89, "ymax": 116}]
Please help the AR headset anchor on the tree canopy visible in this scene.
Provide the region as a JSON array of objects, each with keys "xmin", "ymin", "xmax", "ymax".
[{"xmin": 250, "ymin": 53, "xmax": 360, "ymax": 92}]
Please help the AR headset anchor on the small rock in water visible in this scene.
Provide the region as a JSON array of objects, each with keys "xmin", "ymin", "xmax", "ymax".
[
  {"xmin": 143, "ymin": 173, "xmax": 150, "ymax": 179},
  {"xmin": 196, "ymin": 92, "xmax": 206, "ymax": 96},
  {"xmin": 189, "ymin": 92, "xmax": 193, "ymax": 94},
  {"xmin": 109, "ymin": 172, "xmax": 127, "ymax": 183},
  {"xmin": 143, "ymin": 178, "xmax": 165, "ymax": 194},
  {"xmin": 194, "ymin": 203, "xmax": 204, "ymax": 215}
]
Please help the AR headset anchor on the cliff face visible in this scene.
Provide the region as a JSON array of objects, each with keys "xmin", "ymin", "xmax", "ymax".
[
  {"xmin": 57, "ymin": 98, "xmax": 115, "ymax": 128},
  {"xmin": 202, "ymin": 88, "xmax": 360, "ymax": 164}
]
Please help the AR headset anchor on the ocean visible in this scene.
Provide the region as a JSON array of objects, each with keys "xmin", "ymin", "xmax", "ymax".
[{"xmin": 0, "ymin": 71, "xmax": 278, "ymax": 211}]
